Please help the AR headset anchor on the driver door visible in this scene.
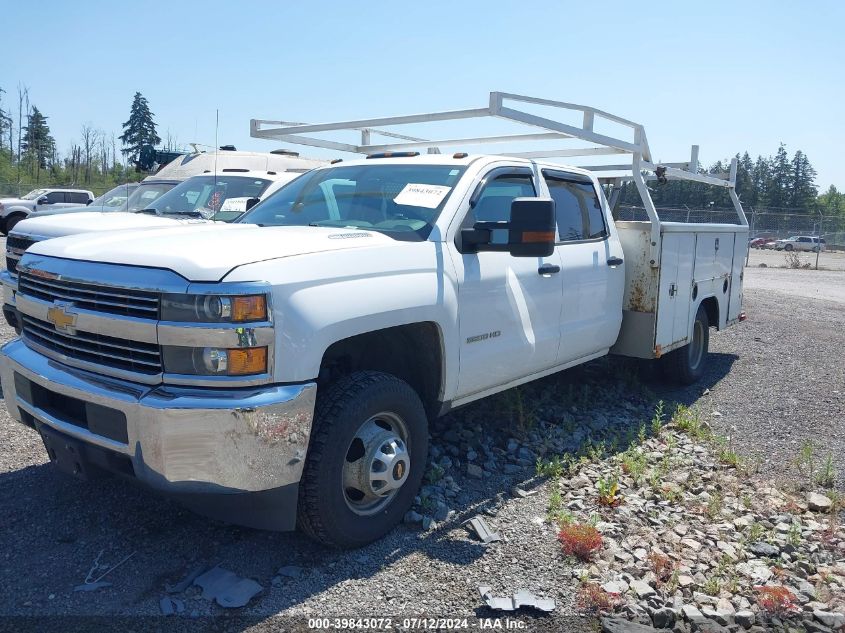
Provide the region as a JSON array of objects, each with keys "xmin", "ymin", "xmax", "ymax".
[{"xmin": 452, "ymin": 167, "xmax": 564, "ymax": 398}]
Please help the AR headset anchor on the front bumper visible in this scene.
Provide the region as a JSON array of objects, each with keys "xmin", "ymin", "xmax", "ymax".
[{"xmin": 0, "ymin": 339, "xmax": 316, "ymax": 529}]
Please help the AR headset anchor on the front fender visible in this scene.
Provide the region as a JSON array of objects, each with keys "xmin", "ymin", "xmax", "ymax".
[
  {"xmin": 2, "ymin": 205, "xmax": 31, "ymax": 218},
  {"xmin": 222, "ymin": 241, "xmax": 460, "ymax": 394}
]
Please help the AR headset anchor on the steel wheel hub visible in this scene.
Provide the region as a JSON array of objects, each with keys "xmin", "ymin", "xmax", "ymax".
[{"xmin": 343, "ymin": 412, "xmax": 410, "ymax": 516}]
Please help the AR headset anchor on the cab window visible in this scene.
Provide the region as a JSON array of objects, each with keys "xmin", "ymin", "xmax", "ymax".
[
  {"xmin": 469, "ymin": 172, "xmax": 536, "ymax": 244},
  {"xmin": 45, "ymin": 191, "xmax": 66, "ymax": 204}
]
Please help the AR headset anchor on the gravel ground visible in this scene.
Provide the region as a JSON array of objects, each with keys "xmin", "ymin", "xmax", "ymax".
[
  {"xmin": 0, "ymin": 240, "xmax": 842, "ymax": 632},
  {"xmin": 747, "ymin": 247, "xmax": 845, "ymax": 272}
]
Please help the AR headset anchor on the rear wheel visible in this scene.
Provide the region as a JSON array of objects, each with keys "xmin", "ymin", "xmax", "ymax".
[
  {"xmin": 660, "ymin": 304, "xmax": 710, "ymax": 385},
  {"xmin": 297, "ymin": 371, "xmax": 428, "ymax": 548}
]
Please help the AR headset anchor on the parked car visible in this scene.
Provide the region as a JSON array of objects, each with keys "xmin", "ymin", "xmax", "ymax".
[
  {"xmin": 774, "ymin": 236, "xmax": 825, "ymax": 252},
  {"xmin": 27, "ymin": 183, "xmax": 140, "ymax": 218},
  {"xmin": 0, "ymin": 188, "xmax": 95, "ymax": 234},
  {"xmin": 1, "ymin": 170, "xmax": 305, "ymax": 329},
  {"xmin": 749, "ymin": 237, "xmax": 769, "ymax": 248},
  {"xmin": 0, "ymin": 96, "xmax": 749, "ymax": 548}
]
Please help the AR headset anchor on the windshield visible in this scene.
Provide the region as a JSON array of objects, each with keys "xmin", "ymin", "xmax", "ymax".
[
  {"xmin": 239, "ymin": 164, "xmax": 466, "ymax": 240},
  {"xmin": 22, "ymin": 189, "xmax": 49, "ymax": 200},
  {"xmin": 91, "ymin": 183, "xmax": 137, "ymax": 209},
  {"xmin": 148, "ymin": 175, "xmax": 272, "ymax": 219},
  {"xmin": 125, "ymin": 182, "xmax": 176, "ymax": 212}
]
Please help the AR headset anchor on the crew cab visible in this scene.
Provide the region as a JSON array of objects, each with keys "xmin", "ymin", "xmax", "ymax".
[
  {"xmin": 0, "ymin": 188, "xmax": 95, "ymax": 233},
  {"xmin": 0, "ymin": 94, "xmax": 749, "ymax": 548}
]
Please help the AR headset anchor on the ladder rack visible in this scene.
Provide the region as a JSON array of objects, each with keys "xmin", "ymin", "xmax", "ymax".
[{"xmin": 250, "ymin": 92, "xmax": 748, "ymax": 265}]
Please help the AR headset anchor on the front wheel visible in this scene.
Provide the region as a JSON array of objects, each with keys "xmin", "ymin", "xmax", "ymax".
[
  {"xmin": 297, "ymin": 371, "xmax": 428, "ymax": 548},
  {"xmin": 4, "ymin": 214, "xmax": 25, "ymax": 234},
  {"xmin": 660, "ymin": 304, "xmax": 710, "ymax": 385},
  {"xmin": 784, "ymin": 244, "xmax": 794, "ymax": 251}
]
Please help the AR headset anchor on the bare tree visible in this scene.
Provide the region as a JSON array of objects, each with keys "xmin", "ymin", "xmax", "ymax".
[{"xmin": 80, "ymin": 124, "xmax": 101, "ymax": 185}]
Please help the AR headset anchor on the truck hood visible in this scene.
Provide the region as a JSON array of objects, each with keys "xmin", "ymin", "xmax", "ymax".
[
  {"xmin": 27, "ymin": 224, "xmax": 395, "ymax": 281},
  {"xmin": 14, "ymin": 212, "xmax": 205, "ymax": 239},
  {"xmin": 1, "ymin": 197, "xmax": 27, "ymax": 205}
]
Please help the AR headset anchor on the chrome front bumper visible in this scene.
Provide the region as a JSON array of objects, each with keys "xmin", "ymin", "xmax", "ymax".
[
  {"xmin": 1, "ymin": 269, "xmax": 16, "ymax": 308},
  {"xmin": 0, "ymin": 339, "xmax": 316, "ymax": 498}
]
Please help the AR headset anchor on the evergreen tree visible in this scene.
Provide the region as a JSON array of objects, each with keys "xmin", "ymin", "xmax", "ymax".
[
  {"xmin": 750, "ymin": 155, "xmax": 770, "ymax": 207},
  {"xmin": 765, "ymin": 144, "xmax": 791, "ymax": 208},
  {"xmin": 21, "ymin": 105, "xmax": 55, "ymax": 169},
  {"xmin": 789, "ymin": 150, "xmax": 818, "ymax": 209},
  {"xmin": 735, "ymin": 152, "xmax": 754, "ymax": 204},
  {"xmin": 119, "ymin": 92, "xmax": 161, "ymax": 163}
]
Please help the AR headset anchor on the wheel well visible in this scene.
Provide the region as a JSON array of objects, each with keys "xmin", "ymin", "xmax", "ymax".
[
  {"xmin": 319, "ymin": 322, "xmax": 444, "ymax": 419},
  {"xmin": 699, "ymin": 296, "xmax": 719, "ymax": 330}
]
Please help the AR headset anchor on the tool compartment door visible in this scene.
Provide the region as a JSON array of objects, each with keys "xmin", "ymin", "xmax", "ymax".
[{"xmin": 656, "ymin": 232, "xmax": 695, "ymax": 351}]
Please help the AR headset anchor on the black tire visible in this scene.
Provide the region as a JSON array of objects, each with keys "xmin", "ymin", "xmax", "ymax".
[
  {"xmin": 4, "ymin": 214, "xmax": 25, "ymax": 234},
  {"xmin": 784, "ymin": 244, "xmax": 794, "ymax": 251},
  {"xmin": 660, "ymin": 304, "xmax": 710, "ymax": 385},
  {"xmin": 0, "ymin": 218, "xmax": 7, "ymax": 236},
  {"xmin": 297, "ymin": 370, "xmax": 428, "ymax": 549}
]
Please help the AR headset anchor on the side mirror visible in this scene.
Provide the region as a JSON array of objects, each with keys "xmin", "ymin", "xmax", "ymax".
[
  {"xmin": 507, "ymin": 197, "xmax": 556, "ymax": 257},
  {"xmin": 38, "ymin": 196, "xmax": 50, "ymax": 205},
  {"xmin": 245, "ymin": 197, "xmax": 260, "ymax": 211},
  {"xmin": 460, "ymin": 197, "xmax": 556, "ymax": 257}
]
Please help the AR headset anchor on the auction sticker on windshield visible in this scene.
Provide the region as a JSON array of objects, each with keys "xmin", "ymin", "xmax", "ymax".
[
  {"xmin": 219, "ymin": 197, "xmax": 250, "ymax": 212},
  {"xmin": 393, "ymin": 183, "xmax": 452, "ymax": 209}
]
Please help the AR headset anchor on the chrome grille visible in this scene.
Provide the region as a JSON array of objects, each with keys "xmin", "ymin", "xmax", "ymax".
[
  {"xmin": 5, "ymin": 235, "xmax": 36, "ymax": 276},
  {"xmin": 21, "ymin": 314, "xmax": 162, "ymax": 375},
  {"xmin": 19, "ymin": 272, "xmax": 160, "ymax": 319},
  {"xmin": 7, "ymin": 235, "xmax": 36, "ymax": 251}
]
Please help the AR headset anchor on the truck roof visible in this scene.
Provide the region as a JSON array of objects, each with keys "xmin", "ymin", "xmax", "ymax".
[{"xmin": 147, "ymin": 150, "xmax": 325, "ymax": 183}]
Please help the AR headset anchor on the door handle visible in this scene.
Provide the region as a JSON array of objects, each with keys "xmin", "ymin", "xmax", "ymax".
[
  {"xmin": 538, "ymin": 264, "xmax": 561, "ymax": 275},
  {"xmin": 607, "ymin": 257, "xmax": 624, "ymax": 267}
]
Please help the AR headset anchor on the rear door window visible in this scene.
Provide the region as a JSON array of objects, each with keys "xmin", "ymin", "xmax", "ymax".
[
  {"xmin": 68, "ymin": 192, "xmax": 90, "ymax": 204},
  {"xmin": 542, "ymin": 171, "xmax": 607, "ymax": 241}
]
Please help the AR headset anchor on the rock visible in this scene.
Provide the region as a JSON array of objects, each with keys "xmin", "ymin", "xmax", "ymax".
[
  {"xmin": 734, "ymin": 610, "xmax": 755, "ymax": 629},
  {"xmin": 466, "ymin": 463, "xmax": 484, "ymax": 478},
  {"xmin": 631, "ymin": 579, "xmax": 656, "ymax": 599},
  {"xmin": 276, "ymin": 565, "xmax": 303, "ymax": 578},
  {"xmin": 503, "ymin": 464, "xmax": 522, "ymax": 474},
  {"xmin": 747, "ymin": 542, "xmax": 779, "ymax": 557},
  {"xmin": 681, "ymin": 538, "xmax": 703, "ymax": 552},
  {"xmin": 601, "ymin": 616, "xmax": 661, "ymax": 633},
  {"xmin": 466, "ymin": 449, "xmax": 477, "ymax": 462},
  {"xmin": 602, "ymin": 580, "xmax": 629, "ymax": 594},
  {"xmin": 713, "ymin": 598, "xmax": 735, "ymax": 626},
  {"xmin": 422, "ymin": 516, "xmax": 436, "ymax": 530},
  {"xmin": 404, "ymin": 510, "xmax": 423, "ymax": 524},
  {"xmin": 681, "ymin": 604, "xmax": 706, "ymax": 625},
  {"xmin": 807, "ymin": 492, "xmax": 832, "ymax": 512},
  {"xmin": 813, "ymin": 610, "xmax": 845, "ymax": 629},
  {"xmin": 678, "ymin": 575, "xmax": 696, "ymax": 588},
  {"xmin": 650, "ymin": 606, "xmax": 676, "ymax": 628}
]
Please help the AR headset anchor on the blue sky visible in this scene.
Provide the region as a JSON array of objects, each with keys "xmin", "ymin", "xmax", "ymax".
[{"xmin": 3, "ymin": 1, "xmax": 843, "ymax": 191}]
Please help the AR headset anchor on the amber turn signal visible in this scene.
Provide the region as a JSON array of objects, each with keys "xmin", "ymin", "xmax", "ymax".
[
  {"xmin": 232, "ymin": 295, "xmax": 267, "ymax": 322},
  {"xmin": 226, "ymin": 347, "xmax": 268, "ymax": 375}
]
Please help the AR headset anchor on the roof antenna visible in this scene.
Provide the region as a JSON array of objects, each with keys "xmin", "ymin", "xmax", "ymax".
[{"xmin": 213, "ymin": 109, "xmax": 219, "ymax": 201}]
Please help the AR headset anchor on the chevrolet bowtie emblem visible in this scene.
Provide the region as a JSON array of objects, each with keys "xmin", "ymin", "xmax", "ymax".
[{"xmin": 47, "ymin": 304, "xmax": 77, "ymax": 332}]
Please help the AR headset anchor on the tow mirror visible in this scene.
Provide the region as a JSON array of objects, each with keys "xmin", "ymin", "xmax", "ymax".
[
  {"xmin": 37, "ymin": 196, "xmax": 49, "ymax": 205},
  {"xmin": 245, "ymin": 197, "xmax": 260, "ymax": 211},
  {"xmin": 507, "ymin": 197, "xmax": 556, "ymax": 257},
  {"xmin": 460, "ymin": 197, "xmax": 556, "ymax": 257}
]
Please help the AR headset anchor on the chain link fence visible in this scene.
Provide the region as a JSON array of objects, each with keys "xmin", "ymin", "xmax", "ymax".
[
  {"xmin": 616, "ymin": 205, "xmax": 845, "ymax": 251},
  {"xmin": 0, "ymin": 181, "xmax": 117, "ymax": 198}
]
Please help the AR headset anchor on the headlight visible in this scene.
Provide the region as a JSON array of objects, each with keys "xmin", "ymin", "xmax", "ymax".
[
  {"xmin": 162, "ymin": 346, "xmax": 268, "ymax": 376},
  {"xmin": 161, "ymin": 294, "xmax": 267, "ymax": 322}
]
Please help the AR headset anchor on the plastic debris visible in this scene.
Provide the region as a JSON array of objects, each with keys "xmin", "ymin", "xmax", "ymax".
[
  {"xmin": 166, "ymin": 565, "xmax": 208, "ymax": 593},
  {"xmin": 511, "ymin": 486, "xmax": 537, "ymax": 498},
  {"xmin": 159, "ymin": 596, "xmax": 185, "ymax": 615},
  {"xmin": 193, "ymin": 566, "xmax": 262, "ymax": 608},
  {"xmin": 74, "ymin": 581, "xmax": 112, "ymax": 592},
  {"xmin": 478, "ymin": 586, "xmax": 555, "ymax": 612},
  {"xmin": 83, "ymin": 549, "xmax": 136, "ymax": 586},
  {"xmin": 465, "ymin": 516, "xmax": 501, "ymax": 544}
]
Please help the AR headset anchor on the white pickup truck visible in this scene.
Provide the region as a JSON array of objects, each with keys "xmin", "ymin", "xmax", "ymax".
[
  {"xmin": 0, "ymin": 188, "xmax": 96, "ymax": 233},
  {"xmin": 0, "ymin": 94, "xmax": 748, "ymax": 548}
]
